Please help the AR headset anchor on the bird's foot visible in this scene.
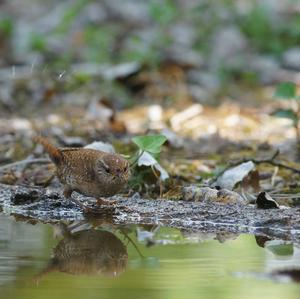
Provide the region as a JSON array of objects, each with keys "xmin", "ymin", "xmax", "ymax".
[
  {"xmin": 96, "ymin": 198, "xmax": 117, "ymax": 205},
  {"xmin": 83, "ymin": 203, "xmax": 116, "ymax": 215},
  {"xmin": 81, "ymin": 198, "xmax": 117, "ymax": 214},
  {"xmin": 69, "ymin": 197, "xmax": 86, "ymax": 210},
  {"xmin": 96, "ymin": 198, "xmax": 134, "ymax": 212}
]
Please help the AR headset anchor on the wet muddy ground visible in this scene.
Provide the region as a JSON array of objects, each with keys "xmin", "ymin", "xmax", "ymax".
[{"xmin": 1, "ymin": 183, "xmax": 300, "ymax": 243}]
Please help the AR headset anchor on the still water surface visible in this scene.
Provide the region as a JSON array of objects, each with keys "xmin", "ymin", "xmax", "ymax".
[{"xmin": 0, "ymin": 214, "xmax": 299, "ymax": 299}]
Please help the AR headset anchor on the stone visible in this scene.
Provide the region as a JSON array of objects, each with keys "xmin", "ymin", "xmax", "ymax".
[
  {"xmin": 246, "ymin": 55, "xmax": 280, "ymax": 84},
  {"xmin": 169, "ymin": 22, "xmax": 197, "ymax": 47},
  {"xmin": 282, "ymin": 47, "xmax": 300, "ymax": 70},
  {"xmin": 210, "ymin": 26, "xmax": 248, "ymax": 71}
]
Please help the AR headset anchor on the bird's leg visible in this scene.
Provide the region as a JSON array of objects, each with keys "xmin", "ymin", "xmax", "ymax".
[
  {"xmin": 63, "ymin": 186, "xmax": 87, "ymax": 210},
  {"xmin": 63, "ymin": 186, "xmax": 73, "ymax": 198},
  {"xmin": 63, "ymin": 187, "xmax": 116, "ymax": 213},
  {"xmin": 95, "ymin": 197, "xmax": 134, "ymax": 213},
  {"xmin": 96, "ymin": 198, "xmax": 117, "ymax": 205},
  {"xmin": 96, "ymin": 198, "xmax": 134, "ymax": 213}
]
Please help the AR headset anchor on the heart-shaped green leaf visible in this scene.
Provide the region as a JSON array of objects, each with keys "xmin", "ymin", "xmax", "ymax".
[
  {"xmin": 132, "ymin": 134, "xmax": 167, "ymax": 154},
  {"xmin": 274, "ymin": 82, "xmax": 296, "ymax": 99},
  {"xmin": 130, "ymin": 257, "xmax": 160, "ymax": 269},
  {"xmin": 267, "ymin": 243, "xmax": 293, "ymax": 256}
]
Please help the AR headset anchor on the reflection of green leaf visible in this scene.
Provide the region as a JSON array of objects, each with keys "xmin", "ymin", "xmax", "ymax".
[
  {"xmin": 267, "ymin": 244, "xmax": 294, "ymax": 256},
  {"xmin": 132, "ymin": 135, "xmax": 167, "ymax": 154},
  {"xmin": 130, "ymin": 257, "xmax": 160, "ymax": 269},
  {"xmin": 274, "ymin": 82, "xmax": 296, "ymax": 99},
  {"xmin": 272, "ymin": 109, "xmax": 298, "ymax": 125}
]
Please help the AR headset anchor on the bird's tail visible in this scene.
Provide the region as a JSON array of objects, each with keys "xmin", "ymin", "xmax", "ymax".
[{"xmin": 33, "ymin": 136, "xmax": 62, "ymax": 164}]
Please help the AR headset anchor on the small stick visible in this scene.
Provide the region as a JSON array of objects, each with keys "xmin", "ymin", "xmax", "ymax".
[
  {"xmin": 211, "ymin": 149, "xmax": 300, "ymax": 183},
  {"xmin": 271, "ymin": 166, "xmax": 279, "ymax": 187},
  {"xmin": 120, "ymin": 229, "xmax": 145, "ymax": 258},
  {"xmin": 268, "ymin": 160, "xmax": 300, "ymax": 174},
  {"xmin": 151, "ymin": 165, "xmax": 164, "ymax": 198},
  {"xmin": 129, "ymin": 150, "xmax": 144, "ymax": 168},
  {"xmin": 0, "ymin": 158, "xmax": 51, "ymax": 172}
]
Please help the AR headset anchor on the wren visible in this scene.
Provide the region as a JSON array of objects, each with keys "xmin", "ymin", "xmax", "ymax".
[{"xmin": 34, "ymin": 136, "xmax": 130, "ymax": 209}]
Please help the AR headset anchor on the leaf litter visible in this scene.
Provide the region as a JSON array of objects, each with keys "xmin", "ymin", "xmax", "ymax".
[{"xmin": 1, "ymin": 2, "xmax": 300, "ymax": 233}]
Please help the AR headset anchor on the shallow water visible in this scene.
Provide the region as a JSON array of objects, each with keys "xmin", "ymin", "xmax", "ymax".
[{"xmin": 0, "ymin": 214, "xmax": 299, "ymax": 299}]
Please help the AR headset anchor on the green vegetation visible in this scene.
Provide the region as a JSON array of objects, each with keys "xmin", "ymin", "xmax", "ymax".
[
  {"xmin": 5, "ymin": 0, "xmax": 300, "ymax": 84},
  {"xmin": 54, "ymin": 0, "xmax": 91, "ymax": 35},
  {"xmin": 149, "ymin": 0, "xmax": 178, "ymax": 25},
  {"xmin": 0, "ymin": 17, "xmax": 13, "ymax": 37},
  {"xmin": 132, "ymin": 134, "xmax": 167, "ymax": 154},
  {"xmin": 273, "ymin": 82, "xmax": 300, "ymax": 140},
  {"xmin": 30, "ymin": 32, "xmax": 47, "ymax": 52},
  {"xmin": 240, "ymin": 5, "xmax": 300, "ymax": 56},
  {"xmin": 129, "ymin": 134, "xmax": 168, "ymax": 193}
]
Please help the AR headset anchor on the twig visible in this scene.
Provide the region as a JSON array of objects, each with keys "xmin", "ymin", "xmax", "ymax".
[
  {"xmin": 151, "ymin": 165, "xmax": 164, "ymax": 198},
  {"xmin": 0, "ymin": 158, "xmax": 51, "ymax": 172},
  {"xmin": 120, "ymin": 229, "xmax": 145, "ymax": 258},
  {"xmin": 271, "ymin": 166, "xmax": 279, "ymax": 186},
  {"xmin": 268, "ymin": 160, "xmax": 300, "ymax": 174},
  {"xmin": 129, "ymin": 150, "xmax": 145, "ymax": 168},
  {"xmin": 211, "ymin": 149, "xmax": 300, "ymax": 183},
  {"xmin": 271, "ymin": 193, "xmax": 300, "ymax": 199},
  {"xmin": 233, "ymin": 149, "xmax": 280, "ymax": 166}
]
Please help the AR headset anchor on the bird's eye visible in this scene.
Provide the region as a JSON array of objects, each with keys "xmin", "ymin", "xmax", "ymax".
[{"xmin": 104, "ymin": 166, "xmax": 110, "ymax": 174}]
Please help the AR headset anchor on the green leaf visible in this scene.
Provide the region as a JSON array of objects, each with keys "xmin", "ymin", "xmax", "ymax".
[
  {"xmin": 267, "ymin": 244, "xmax": 293, "ymax": 256},
  {"xmin": 274, "ymin": 82, "xmax": 296, "ymax": 99},
  {"xmin": 132, "ymin": 134, "xmax": 167, "ymax": 154},
  {"xmin": 272, "ymin": 109, "xmax": 298, "ymax": 125}
]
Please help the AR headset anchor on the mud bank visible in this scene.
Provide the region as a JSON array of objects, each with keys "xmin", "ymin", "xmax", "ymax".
[{"xmin": 0, "ymin": 183, "xmax": 300, "ymax": 242}]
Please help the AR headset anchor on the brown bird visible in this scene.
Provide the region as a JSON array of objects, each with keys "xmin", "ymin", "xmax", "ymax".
[
  {"xmin": 36, "ymin": 228, "xmax": 128, "ymax": 279},
  {"xmin": 34, "ymin": 136, "xmax": 130, "ymax": 210}
]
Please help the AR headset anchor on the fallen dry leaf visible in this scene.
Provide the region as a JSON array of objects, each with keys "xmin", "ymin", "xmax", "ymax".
[{"xmin": 256, "ymin": 191, "xmax": 280, "ymax": 209}]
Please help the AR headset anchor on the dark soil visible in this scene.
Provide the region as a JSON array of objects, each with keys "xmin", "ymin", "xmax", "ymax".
[{"xmin": 1, "ymin": 183, "xmax": 300, "ymax": 242}]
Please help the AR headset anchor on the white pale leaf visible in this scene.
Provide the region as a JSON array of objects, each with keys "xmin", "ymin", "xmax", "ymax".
[
  {"xmin": 215, "ymin": 161, "xmax": 255, "ymax": 190},
  {"xmin": 138, "ymin": 151, "xmax": 157, "ymax": 166},
  {"xmin": 154, "ymin": 163, "xmax": 170, "ymax": 181},
  {"xmin": 84, "ymin": 141, "xmax": 116, "ymax": 153},
  {"xmin": 138, "ymin": 151, "xmax": 169, "ymax": 181}
]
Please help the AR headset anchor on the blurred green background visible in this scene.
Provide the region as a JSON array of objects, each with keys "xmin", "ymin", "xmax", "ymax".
[{"xmin": 1, "ymin": 0, "xmax": 300, "ymax": 85}]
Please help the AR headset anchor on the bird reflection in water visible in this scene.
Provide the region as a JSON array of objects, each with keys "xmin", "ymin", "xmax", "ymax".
[{"xmin": 38, "ymin": 226, "xmax": 128, "ymax": 279}]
